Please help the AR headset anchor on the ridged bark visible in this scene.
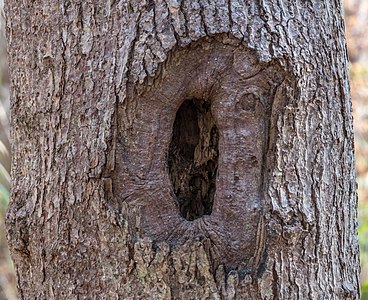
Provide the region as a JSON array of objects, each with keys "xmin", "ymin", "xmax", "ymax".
[{"xmin": 5, "ymin": 0, "xmax": 359, "ymax": 299}]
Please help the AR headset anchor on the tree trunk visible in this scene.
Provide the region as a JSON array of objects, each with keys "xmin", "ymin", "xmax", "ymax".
[{"xmin": 5, "ymin": 0, "xmax": 360, "ymax": 299}]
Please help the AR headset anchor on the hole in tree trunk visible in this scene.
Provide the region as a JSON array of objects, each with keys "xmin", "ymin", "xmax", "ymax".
[{"xmin": 168, "ymin": 99, "xmax": 219, "ymax": 221}]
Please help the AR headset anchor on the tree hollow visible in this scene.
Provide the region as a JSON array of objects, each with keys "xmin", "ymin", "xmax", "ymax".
[{"xmin": 168, "ymin": 99, "xmax": 219, "ymax": 221}]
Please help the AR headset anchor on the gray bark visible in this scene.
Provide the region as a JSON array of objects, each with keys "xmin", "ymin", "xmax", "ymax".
[{"xmin": 5, "ymin": 0, "xmax": 360, "ymax": 299}]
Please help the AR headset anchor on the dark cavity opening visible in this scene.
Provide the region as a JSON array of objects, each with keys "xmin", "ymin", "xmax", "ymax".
[{"xmin": 168, "ymin": 99, "xmax": 219, "ymax": 221}]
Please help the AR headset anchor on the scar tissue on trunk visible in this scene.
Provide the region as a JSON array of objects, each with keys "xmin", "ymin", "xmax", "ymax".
[{"xmin": 116, "ymin": 38, "xmax": 284, "ymax": 268}]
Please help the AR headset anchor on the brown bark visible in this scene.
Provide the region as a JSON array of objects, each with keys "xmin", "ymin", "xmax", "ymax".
[{"xmin": 5, "ymin": 0, "xmax": 359, "ymax": 299}]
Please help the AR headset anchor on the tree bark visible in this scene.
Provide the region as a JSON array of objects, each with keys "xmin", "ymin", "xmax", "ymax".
[{"xmin": 5, "ymin": 0, "xmax": 360, "ymax": 299}]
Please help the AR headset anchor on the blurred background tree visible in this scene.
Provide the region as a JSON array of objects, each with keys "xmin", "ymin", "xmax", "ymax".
[
  {"xmin": 345, "ymin": 0, "xmax": 368, "ymax": 298},
  {"xmin": 0, "ymin": 0, "xmax": 13, "ymax": 299},
  {"xmin": 0, "ymin": 0, "xmax": 367, "ymax": 299}
]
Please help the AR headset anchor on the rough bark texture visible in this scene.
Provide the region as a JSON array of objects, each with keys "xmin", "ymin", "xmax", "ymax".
[{"xmin": 5, "ymin": 0, "xmax": 359, "ymax": 299}]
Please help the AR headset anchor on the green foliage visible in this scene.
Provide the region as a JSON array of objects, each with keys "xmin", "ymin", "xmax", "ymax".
[
  {"xmin": 0, "ymin": 183, "xmax": 9, "ymax": 213},
  {"xmin": 360, "ymin": 200, "xmax": 368, "ymax": 298},
  {"xmin": 362, "ymin": 281, "xmax": 368, "ymax": 300},
  {"xmin": 350, "ymin": 65, "xmax": 368, "ymax": 81}
]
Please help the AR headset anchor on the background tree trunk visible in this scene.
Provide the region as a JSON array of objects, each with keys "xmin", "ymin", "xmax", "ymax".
[{"xmin": 5, "ymin": 0, "xmax": 360, "ymax": 299}]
